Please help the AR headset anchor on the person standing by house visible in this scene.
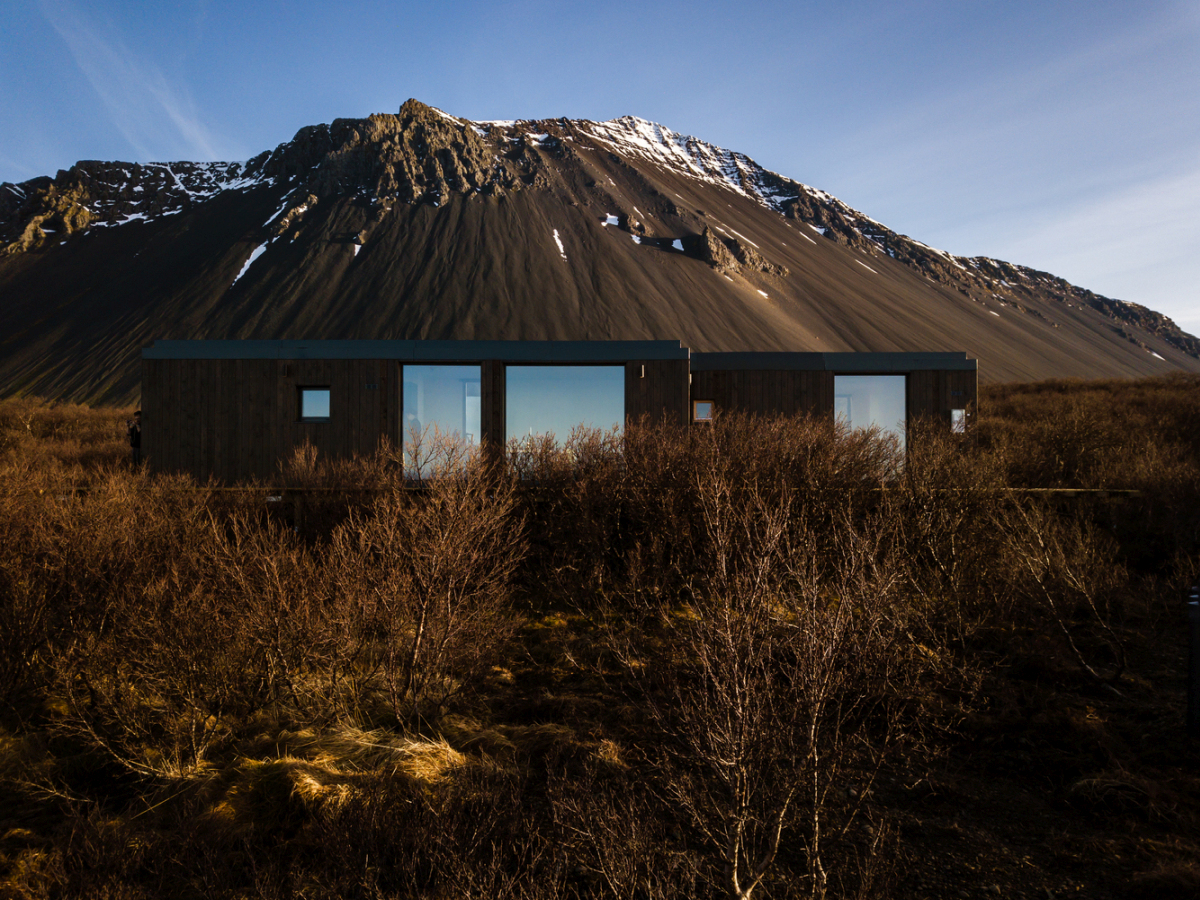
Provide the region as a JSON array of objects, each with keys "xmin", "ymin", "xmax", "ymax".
[{"xmin": 127, "ymin": 410, "xmax": 141, "ymax": 466}]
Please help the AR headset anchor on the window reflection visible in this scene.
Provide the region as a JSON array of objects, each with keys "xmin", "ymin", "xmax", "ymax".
[
  {"xmin": 834, "ymin": 375, "xmax": 907, "ymax": 450},
  {"xmin": 403, "ymin": 365, "xmax": 482, "ymax": 452},
  {"xmin": 506, "ymin": 365, "xmax": 625, "ymax": 444}
]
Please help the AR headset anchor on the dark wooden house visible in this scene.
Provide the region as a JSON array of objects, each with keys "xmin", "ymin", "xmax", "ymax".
[{"xmin": 141, "ymin": 340, "xmax": 976, "ymax": 482}]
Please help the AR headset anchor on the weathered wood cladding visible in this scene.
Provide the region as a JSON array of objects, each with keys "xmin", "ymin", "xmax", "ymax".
[
  {"xmin": 144, "ymin": 358, "xmax": 394, "ymax": 482},
  {"xmin": 480, "ymin": 361, "xmax": 505, "ymax": 446},
  {"xmin": 688, "ymin": 370, "xmax": 833, "ymax": 418},
  {"xmin": 626, "ymin": 359, "xmax": 689, "ymax": 425},
  {"xmin": 141, "ymin": 342, "xmax": 978, "ymax": 482},
  {"xmin": 906, "ymin": 369, "xmax": 979, "ymax": 425},
  {"xmin": 691, "ymin": 368, "xmax": 977, "ymax": 425}
]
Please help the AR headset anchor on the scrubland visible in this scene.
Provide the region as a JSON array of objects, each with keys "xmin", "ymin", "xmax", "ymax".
[{"xmin": 1, "ymin": 374, "xmax": 1199, "ymax": 900}]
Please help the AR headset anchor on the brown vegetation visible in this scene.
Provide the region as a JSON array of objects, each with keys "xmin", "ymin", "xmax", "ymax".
[{"xmin": 0, "ymin": 376, "xmax": 1199, "ymax": 899}]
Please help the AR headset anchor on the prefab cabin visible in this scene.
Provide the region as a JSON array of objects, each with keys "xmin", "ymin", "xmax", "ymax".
[{"xmin": 140, "ymin": 340, "xmax": 977, "ymax": 482}]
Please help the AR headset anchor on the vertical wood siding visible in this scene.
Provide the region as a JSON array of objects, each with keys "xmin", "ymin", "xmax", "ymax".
[
  {"xmin": 688, "ymin": 370, "xmax": 833, "ymax": 419},
  {"xmin": 906, "ymin": 369, "xmax": 979, "ymax": 426},
  {"xmin": 145, "ymin": 358, "xmax": 399, "ymax": 482},
  {"xmin": 481, "ymin": 360, "xmax": 506, "ymax": 446},
  {"xmin": 625, "ymin": 359, "xmax": 689, "ymax": 425}
]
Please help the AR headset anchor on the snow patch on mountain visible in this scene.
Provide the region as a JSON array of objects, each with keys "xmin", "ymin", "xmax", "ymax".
[
  {"xmin": 573, "ymin": 115, "xmax": 1010, "ymax": 285},
  {"xmin": 81, "ymin": 160, "xmax": 277, "ymax": 232},
  {"xmin": 232, "ymin": 244, "xmax": 267, "ymax": 286}
]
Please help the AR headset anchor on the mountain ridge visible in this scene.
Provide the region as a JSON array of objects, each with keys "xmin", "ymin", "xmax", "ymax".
[{"xmin": 2, "ymin": 98, "xmax": 1196, "ymax": 404}]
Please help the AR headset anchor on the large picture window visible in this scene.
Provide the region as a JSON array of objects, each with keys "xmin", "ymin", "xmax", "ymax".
[
  {"xmin": 402, "ymin": 365, "xmax": 482, "ymax": 453},
  {"xmin": 834, "ymin": 375, "xmax": 907, "ymax": 451},
  {"xmin": 506, "ymin": 365, "xmax": 625, "ymax": 444}
]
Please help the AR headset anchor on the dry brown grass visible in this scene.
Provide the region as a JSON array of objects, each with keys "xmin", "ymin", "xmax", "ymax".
[{"xmin": 1, "ymin": 380, "xmax": 1199, "ymax": 899}]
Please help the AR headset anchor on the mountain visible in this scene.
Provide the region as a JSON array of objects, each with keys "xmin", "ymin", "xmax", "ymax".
[{"xmin": 2, "ymin": 98, "xmax": 1197, "ymax": 405}]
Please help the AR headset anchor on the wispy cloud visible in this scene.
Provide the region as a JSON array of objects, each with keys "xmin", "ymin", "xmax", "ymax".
[
  {"xmin": 37, "ymin": 0, "xmax": 226, "ymax": 162},
  {"xmin": 993, "ymin": 164, "xmax": 1200, "ymax": 330},
  {"xmin": 807, "ymin": 5, "xmax": 1200, "ymax": 329},
  {"xmin": 0, "ymin": 153, "xmax": 45, "ymax": 183}
]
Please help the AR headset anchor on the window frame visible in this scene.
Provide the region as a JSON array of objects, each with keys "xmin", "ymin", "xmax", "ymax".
[
  {"xmin": 692, "ymin": 399, "xmax": 715, "ymax": 423},
  {"xmin": 297, "ymin": 386, "xmax": 332, "ymax": 423}
]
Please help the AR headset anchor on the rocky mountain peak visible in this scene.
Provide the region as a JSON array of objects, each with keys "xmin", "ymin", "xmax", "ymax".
[
  {"xmin": 262, "ymin": 100, "xmax": 512, "ymax": 208},
  {"xmin": 1, "ymin": 99, "xmax": 1197, "ymax": 404}
]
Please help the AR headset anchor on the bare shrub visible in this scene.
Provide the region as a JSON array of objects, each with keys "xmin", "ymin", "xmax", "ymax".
[
  {"xmin": 3, "ymin": 381, "xmax": 1198, "ymax": 896},
  {"xmin": 0, "ymin": 467, "xmax": 74, "ymax": 716},
  {"xmin": 201, "ymin": 511, "xmax": 327, "ymax": 713},
  {"xmin": 0, "ymin": 397, "xmax": 130, "ymax": 473},
  {"xmin": 0, "ymin": 465, "xmax": 209, "ymax": 723},
  {"xmin": 328, "ymin": 453, "xmax": 525, "ymax": 722},
  {"xmin": 978, "ymin": 374, "xmax": 1200, "ymax": 492},
  {"xmin": 276, "ymin": 440, "xmax": 394, "ymax": 536},
  {"xmin": 549, "ymin": 760, "xmax": 703, "ymax": 899},
  {"xmin": 528, "ymin": 412, "xmax": 902, "ymax": 616},
  {"xmin": 615, "ymin": 464, "xmax": 920, "ymax": 900},
  {"xmin": 895, "ymin": 419, "xmax": 1014, "ymax": 653},
  {"xmin": 405, "ymin": 423, "xmax": 485, "ymax": 482},
  {"xmin": 57, "ymin": 509, "xmax": 307, "ymax": 777},
  {"xmin": 0, "ymin": 468, "xmax": 301, "ymax": 776},
  {"xmin": 505, "ymin": 425, "xmax": 627, "ymax": 606},
  {"xmin": 1002, "ymin": 500, "xmax": 1130, "ymax": 687}
]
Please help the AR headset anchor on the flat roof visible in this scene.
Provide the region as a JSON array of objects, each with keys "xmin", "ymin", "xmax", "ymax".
[
  {"xmin": 689, "ymin": 351, "xmax": 977, "ymax": 372},
  {"xmin": 142, "ymin": 339, "xmax": 691, "ymax": 362},
  {"xmin": 142, "ymin": 341, "xmax": 976, "ymax": 371}
]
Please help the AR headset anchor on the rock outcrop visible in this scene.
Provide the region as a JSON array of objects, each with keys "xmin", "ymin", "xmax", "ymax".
[{"xmin": 683, "ymin": 226, "xmax": 788, "ymax": 277}]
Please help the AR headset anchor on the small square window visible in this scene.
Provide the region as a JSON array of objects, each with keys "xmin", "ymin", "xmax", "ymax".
[
  {"xmin": 950, "ymin": 408, "xmax": 966, "ymax": 434},
  {"xmin": 299, "ymin": 387, "xmax": 331, "ymax": 421},
  {"xmin": 693, "ymin": 400, "xmax": 714, "ymax": 422}
]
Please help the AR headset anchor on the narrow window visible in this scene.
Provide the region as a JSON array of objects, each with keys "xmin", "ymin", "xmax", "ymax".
[
  {"xmin": 402, "ymin": 365, "xmax": 482, "ymax": 447},
  {"xmin": 693, "ymin": 400, "xmax": 714, "ymax": 422},
  {"xmin": 950, "ymin": 409, "xmax": 967, "ymax": 434},
  {"xmin": 402, "ymin": 365, "xmax": 482, "ymax": 477},
  {"xmin": 833, "ymin": 375, "xmax": 907, "ymax": 452},
  {"xmin": 299, "ymin": 387, "xmax": 331, "ymax": 421}
]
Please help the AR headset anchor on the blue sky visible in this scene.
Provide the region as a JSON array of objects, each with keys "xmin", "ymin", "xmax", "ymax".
[{"xmin": 5, "ymin": 0, "xmax": 1198, "ymax": 334}]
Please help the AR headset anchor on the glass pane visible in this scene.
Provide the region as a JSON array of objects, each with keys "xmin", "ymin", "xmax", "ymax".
[
  {"xmin": 300, "ymin": 388, "xmax": 330, "ymax": 419},
  {"xmin": 403, "ymin": 365, "xmax": 482, "ymax": 448},
  {"xmin": 506, "ymin": 365, "xmax": 625, "ymax": 443},
  {"xmin": 693, "ymin": 400, "xmax": 714, "ymax": 422},
  {"xmin": 951, "ymin": 408, "xmax": 966, "ymax": 434},
  {"xmin": 833, "ymin": 375, "xmax": 906, "ymax": 450}
]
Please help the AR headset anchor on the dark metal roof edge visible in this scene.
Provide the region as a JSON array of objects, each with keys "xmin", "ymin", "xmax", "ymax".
[
  {"xmin": 142, "ymin": 339, "xmax": 690, "ymax": 362},
  {"xmin": 141, "ymin": 341, "xmax": 976, "ymax": 371},
  {"xmin": 689, "ymin": 351, "xmax": 977, "ymax": 372}
]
